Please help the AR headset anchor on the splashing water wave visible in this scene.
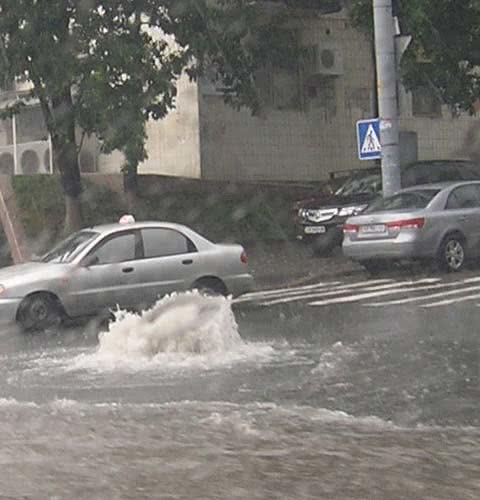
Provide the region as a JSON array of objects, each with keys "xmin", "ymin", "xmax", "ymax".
[{"xmin": 70, "ymin": 292, "xmax": 276, "ymax": 372}]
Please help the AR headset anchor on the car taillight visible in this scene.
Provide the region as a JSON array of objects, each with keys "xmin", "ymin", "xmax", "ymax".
[
  {"xmin": 343, "ymin": 223, "xmax": 359, "ymax": 233},
  {"xmin": 241, "ymin": 250, "xmax": 248, "ymax": 264},
  {"xmin": 386, "ymin": 217, "xmax": 425, "ymax": 230}
]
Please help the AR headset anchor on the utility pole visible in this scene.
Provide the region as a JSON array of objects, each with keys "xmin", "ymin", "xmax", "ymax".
[{"xmin": 373, "ymin": 0, "xmax": 401, "ymax": 197}]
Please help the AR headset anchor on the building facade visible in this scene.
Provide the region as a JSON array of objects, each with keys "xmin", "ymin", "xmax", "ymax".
[{"xmin": 1, "ymin": 7, "xmax": 479, "ymax": 182}]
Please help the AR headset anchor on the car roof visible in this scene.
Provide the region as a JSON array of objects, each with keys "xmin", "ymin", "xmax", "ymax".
[{"xmin": 82, "ymin": 221, "xmax": 194, "ymax": 236}]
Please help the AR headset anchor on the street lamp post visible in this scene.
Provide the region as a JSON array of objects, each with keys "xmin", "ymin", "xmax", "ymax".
[{"xmin": 373, "ymin": 0, "xmax": 401, "ymax": 197}]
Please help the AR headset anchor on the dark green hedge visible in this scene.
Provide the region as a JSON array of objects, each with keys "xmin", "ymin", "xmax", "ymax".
[{"xmin": 12, "ymin": 174, "xmax": 309, "ymax": 253}]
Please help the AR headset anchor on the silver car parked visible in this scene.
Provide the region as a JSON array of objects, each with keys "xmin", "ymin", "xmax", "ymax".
[
  {"xmin": 342, "ymin": 181, "xmax": 480, "ymax": 274},
  {"xmin": 0, "ymin": 220, "xmax": 254, "ymax": 331}
]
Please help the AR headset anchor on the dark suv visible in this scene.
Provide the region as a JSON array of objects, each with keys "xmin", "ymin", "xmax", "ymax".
[{"xmin": 293, "ymin": 159, "xmax": 480, "ymax": 256}]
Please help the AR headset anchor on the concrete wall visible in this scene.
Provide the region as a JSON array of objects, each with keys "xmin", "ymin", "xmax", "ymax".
[
  {"xmin": 98, "ymin": 74, "xmax": 201, "ymax": 178},
  {"xmin": 197, "ymin": 11, "xmax": 480, "ymax": 182},
  {"xmin": 198, "ymin": 14, "xmax": 376, "ymax": 181},
  {"xmin": 87, "ymin": 11, "xmax": 480, "ymax": 181}
]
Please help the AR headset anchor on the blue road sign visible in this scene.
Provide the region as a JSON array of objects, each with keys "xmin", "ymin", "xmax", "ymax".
[{"xmin": 357, "ymin": 118, "xmax": 381, "ymax": 160}]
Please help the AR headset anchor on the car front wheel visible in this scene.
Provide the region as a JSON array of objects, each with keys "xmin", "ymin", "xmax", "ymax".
[
  {"xmin": 17, "ymin": 293, "xmax": 63, "ymax": 332},
  {"xmin": 437, "ymin": 235, "xmax": 466, "ymax": 272}
]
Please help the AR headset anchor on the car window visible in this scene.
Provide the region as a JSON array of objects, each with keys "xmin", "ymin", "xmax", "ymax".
[
  {"xmin": 365, "ymin": 190, "xmax": 440, "ymax": 213},
  {"xmin": 446, "ymin": 185, "xmax": 480, "ymax": 209},
  {"xmin": 89, "ymin": 232, "xmax": 136, "ymax": 265},
  {"xmin": 458, "ymin": 163, "xmax": 480, "ymax": 180},
  {"xmin": 41, "ymin": 230, "xmax": 99, "ymax": 263},
  {"xmin": 402, "ymin": 163, "xmax": 462, "ymax": 187},
  {"xmin": 335, "ymin": 173, "xmax": 382, "ymax": 196},
  {"xmin": 141, "ymin": 228, "xmax": 196, "ymax": 258},
  {"xmin": 402, "ymin": 164, "xmax": 431, "ymax": 187}
]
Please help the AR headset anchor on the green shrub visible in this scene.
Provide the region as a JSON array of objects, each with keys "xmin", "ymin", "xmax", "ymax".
[{"xmin": 13, "ymin": 175, "xmax": 298, "ymax": 252}]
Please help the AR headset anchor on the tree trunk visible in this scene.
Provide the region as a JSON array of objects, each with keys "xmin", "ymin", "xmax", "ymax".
[
  {"xmin": 65, "ymin": 194, "xmax": 83, "ymax": 233},
  {"xmin": 123, "ymin": 163, "xmax": 138, "ymax": 215},
  {"xmin": 51, "ymin": 89, "xmax": 83, "ymax": 234}
]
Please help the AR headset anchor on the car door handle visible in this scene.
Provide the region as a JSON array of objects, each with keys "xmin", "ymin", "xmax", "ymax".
[
  {"xmin": 182, "ymin": 259, "xmax": 194, "ymax": 265},
  {"xmin": 459, "ymin": 216, "xmax": 469, "ymax": 221},
  {"xmin": 122, "ymin": 267, "xmax": 135, "ymax": 273}
]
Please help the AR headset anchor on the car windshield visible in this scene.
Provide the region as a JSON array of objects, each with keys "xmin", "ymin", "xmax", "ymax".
[
  {"xmin": 335, "ymin": 173, "xmax": 382, "ymax": 196},
  {"xmin": 41, "ymin": 230, "xmax": 99, "ymax": 263},
  {"xmin": 364, "ymin": 189, "xmax": 440, "ymax": 213}
]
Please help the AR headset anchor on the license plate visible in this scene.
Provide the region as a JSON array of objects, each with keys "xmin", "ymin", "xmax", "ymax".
[
  {"xmin": 304, "ymin": 225, "xmax": 326, "ymax": 234},
  {"xmin": 360, "ymin": 224, "xmax": 386, "ymax": 234}
]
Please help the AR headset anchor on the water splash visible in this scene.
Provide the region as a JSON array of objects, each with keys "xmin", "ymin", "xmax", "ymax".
[
  {"xmin": 70, "ymin": 292, "xmax": 275, "ymax": 372},
  {"xmin": 100, "ymin": 292, "xmax": 243, "ymax": 357}
]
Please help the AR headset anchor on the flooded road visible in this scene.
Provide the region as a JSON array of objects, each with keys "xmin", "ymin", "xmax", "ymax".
[{"xmin": 0, "ymin": 288, "xmax": 479, "ymax": 499}]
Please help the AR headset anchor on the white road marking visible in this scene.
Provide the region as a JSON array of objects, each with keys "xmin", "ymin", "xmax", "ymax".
[
  {"xmin": 234, "ymin": 281, "xmax": 343, "ymax": 303},
  {"xmin": 422, "ymin": 292, "xmax": 480, "ymax": 308},
  {"xmin": 366, "ymin": 277, "xmax": 480, "ymax": 306},
  {"xmin": 307, "ymin": 279, "xmax": 449, "ymax": 307},
  {"xmin": 265, "ymin": 278, "xmax": 439, "ymax": 306},
  {"xmin": 235, "ymin": 279, "xmax": 393, "ymax": 303}
]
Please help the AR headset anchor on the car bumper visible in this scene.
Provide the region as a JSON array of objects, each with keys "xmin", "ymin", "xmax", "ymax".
[
  {"xmin": 0, "ymin": 297, "xmax": 22, "ymax": 326},
  {"xmin": 224, "ymin": 274, "xmax": 255, "ymax": 298},
  {"xmin": 296, "ymin": 223, "xmax": 343, "ymax": 241},
  {"xmin": 342, "ymin": 238, "xmax": 429, "ymax": 261}
]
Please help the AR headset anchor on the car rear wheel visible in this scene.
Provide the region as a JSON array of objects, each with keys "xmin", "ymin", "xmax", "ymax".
[
  {"xmin": 17, "ymin": 293, "xmax": 63, "ymax": 333},
  {"xmin": 437, "ymin": 235, "xmax": 466, "ymax": 272},
  {"xmin": 193, "ymin": 278, "xmax": 228, "ymax": 296}
]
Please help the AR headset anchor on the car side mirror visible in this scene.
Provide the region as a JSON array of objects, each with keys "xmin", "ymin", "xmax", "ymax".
[{"xmin": 82, "ymin": 255, "xmax": 99, "ymax": 267}]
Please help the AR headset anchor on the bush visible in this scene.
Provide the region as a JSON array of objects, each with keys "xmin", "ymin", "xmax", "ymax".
[
  {"xmin": 13, "ymin": 175, "xmax": 125, "ymax": 254},
  {"xmin": 12, "ymin": 174, "xmax": 301, "ymax": 252}
]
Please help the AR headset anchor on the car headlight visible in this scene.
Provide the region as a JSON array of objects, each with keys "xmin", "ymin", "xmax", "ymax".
[{"xmin": 339, "ymin": 205, "xmax": 368, "ymax": 217}]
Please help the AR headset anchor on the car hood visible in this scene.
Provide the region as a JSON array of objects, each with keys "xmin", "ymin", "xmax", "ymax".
[
  {"xmin": 294, "ymin": 192, "xmax": 375, "ymax": 210},
  {"xmin": 0, "ymin": 261, "xmax": 72, "ymax": 288}
]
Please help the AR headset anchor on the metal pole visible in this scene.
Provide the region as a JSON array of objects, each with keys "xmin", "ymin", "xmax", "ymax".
[
  {"xmin": 373, "ymin": 0, "xmax": 401, "ymax": 197},
  {"xmin": 12, "ymin": 112, "xmax": 18, "ymax": 175}
]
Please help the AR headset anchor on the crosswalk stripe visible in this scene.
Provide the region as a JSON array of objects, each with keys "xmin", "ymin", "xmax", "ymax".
[
  {"xmin": 263, "ymin": 278, "xmax": 439, "ymax": 306},
  {"xmin": 422, "ymin": 292, "xmax": 480, "ymax": 308},
  {"xmin": 235, "ymin": 278, "xmax": 394, "ymax": 304},
  {"xmin": 234, "ymin": 281, "xmax": 343, "ymax": 303},
  {"xmin": 366, "ymin": 277, "xmax": 480, "ymax": 306},
  {"xmin": 307, "ymin": 279, "xmax": 452, "ymax": 307}
]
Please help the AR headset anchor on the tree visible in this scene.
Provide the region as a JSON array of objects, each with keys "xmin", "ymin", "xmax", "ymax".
[
  {"xmin": 1, "ymin": 0, "xmax": 329, "ymax": 230},
  {"xmin": 349, "ymin": 0, "xmax": 480, "ymax": 113}
]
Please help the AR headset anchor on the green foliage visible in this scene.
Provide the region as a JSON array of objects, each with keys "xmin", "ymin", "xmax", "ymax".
[
  {"xmin": 349, "ymin": 0, "xmax": 480, "ymax": 112},
  {"xmin": 12, "ymin": 176, "xmax": 300, "ymax": 253},
  {"xmin": 135, "ymin": 187, "xmax": 295, "ymax": 243},
  {"xmin": 12, "ymin": 175, "xmax": 125, "ymax": 253},
  {"xmin": 0, "ymin": 0, "xmax": 310, "ymax": 177}
]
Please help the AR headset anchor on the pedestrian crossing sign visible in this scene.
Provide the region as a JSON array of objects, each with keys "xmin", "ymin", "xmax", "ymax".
[{"xmin": 356, "ymin": 118, "xmax": 381, "ymax": 160}]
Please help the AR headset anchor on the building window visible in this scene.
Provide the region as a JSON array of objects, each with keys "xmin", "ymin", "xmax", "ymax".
[
  {"xmin": 306, "ymin": 79, "xmax": 337, "ymax": 117},
  {"xmin": 412, "ymin": 86, "xmax": 442, "ymax": 117},
  {"xmin": 255, "ymin": 63, "xmax": 303, "ymax": 112}
]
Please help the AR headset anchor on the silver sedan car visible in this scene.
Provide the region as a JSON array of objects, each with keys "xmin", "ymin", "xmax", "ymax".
[
  {"xmin": 0, "ymin": 220, "xmax": 254, "ymax": 331},
  {"xmin": 342, "ymin": 181, "xmax": 480, "ymax": 273}
]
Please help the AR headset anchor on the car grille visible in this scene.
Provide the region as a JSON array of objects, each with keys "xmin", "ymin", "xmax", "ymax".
[{"xmin": 300, "ymin": 208, "xmax": 339, "ymax": 223}]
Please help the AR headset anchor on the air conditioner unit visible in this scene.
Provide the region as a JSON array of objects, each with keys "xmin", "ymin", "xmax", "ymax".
[
  {"xmin": 16, "ymin": 141, "xmax": 51, "ymax": 175},
  {"xmin": 305, "ymin": 43, "xmax": 344, "ymax": 78}
]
